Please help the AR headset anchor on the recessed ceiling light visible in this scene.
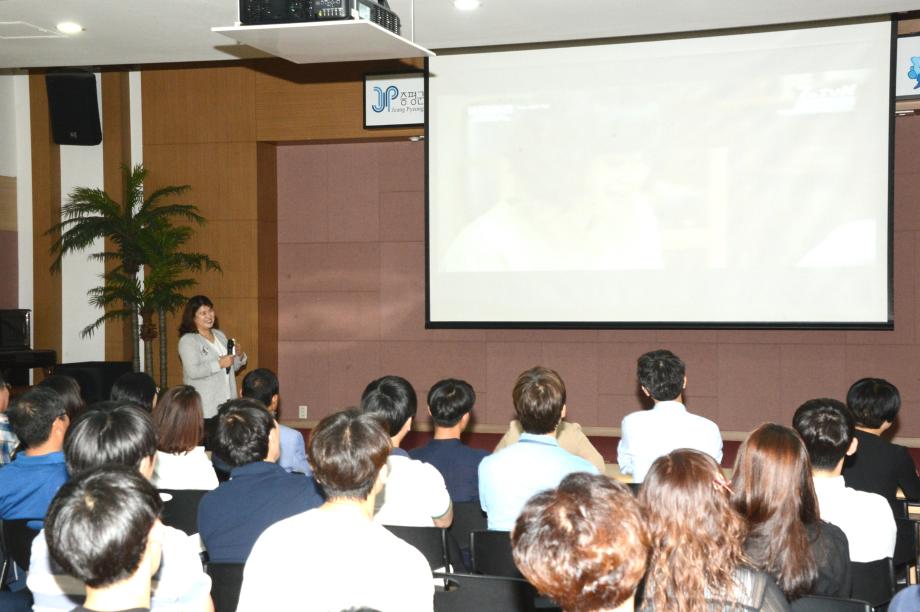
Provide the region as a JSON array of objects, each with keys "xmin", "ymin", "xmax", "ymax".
[
  {"xmin": 56, "ymin": 22, "xmax": 83, "ymax": 35},
  {"xmin": 453, "ymin": 0, "xmax": 481, "ymax": 11}
]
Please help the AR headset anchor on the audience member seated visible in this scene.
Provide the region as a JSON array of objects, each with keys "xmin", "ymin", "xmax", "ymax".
[
  {"xmin": 150, "ymin": 385, "xmax": 218, "ymax": 491},
  {"xmin": 640, "ymin": 449, "xmax": 790, "ymax": 611},
  {"xmin": 793, "ymin": 398, "xmax": 896, "ymax": 562},
  {"xmin": 0, "ymin": 387, "xmax": 69, "ymax": 523},
  {"xmin": 361, "ymin": 375, "xmax": 453, "ymax": 527},
  {"xmin": 889, "ymin": 584, "xmax": 920, "ymax": 612},
  {"xmin": 111, "ymin": 371, "xmax": 159, "ymax": 413},
  {"xmin": 197, "ymin": 398, "xmax": 323, "ymax": 564},
  {"xmin": 28, "ymin": 404, "xmax": 212, "ymax": 611},
  {"xmin": 409, "ymin": 378, "xmax": 489, "ymax": 502},
  {"xmin": 44, "ymin": 465, "xmax": 164, "ymax": 612},
  {"xmin": 617, "ymin": 349, "xmax": 723, "ymax": 483},
  {"xmin": 841, "ymin": 377, "xmax": 920, "ymax": 513},
  {"xmin": 241, "ymin": 368, "xmax": 310, "ymax": 475},
  {"xmin": 0, "ymin": 370, "xmax": 18, "ymax": 465},
  {"xmin": 38, "ymin": 374, "xmax": 85, "ymax": 420},
  {"xmin": 479, "ymin": 367, "xmax": 599, "ymax": 531},
  {"xmin": 732, "ymin": 423, "xmax": 851, "ymax": 599},
  {"xmin": 237, "ymin": 409, "xmax": 433, "ymax": 612},
  {"xmin": 512, "ymin": 472, "xmax": 648, "ymax": 612}
]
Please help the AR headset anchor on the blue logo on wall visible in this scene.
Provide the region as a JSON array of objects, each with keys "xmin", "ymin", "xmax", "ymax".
[
  {"xmin": 908, "ymin": 57, "xmax": 920, "ymax": 89},
  {"xmin": 372, "ymin": 85, "xmax": 399, "ymax": 112}
]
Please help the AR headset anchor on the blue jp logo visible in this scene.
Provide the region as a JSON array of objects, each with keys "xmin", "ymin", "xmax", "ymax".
[
  {"xmin": 372, "ymin": 85, "xmax": 399, "ymax": 112},
  {"xmin": 909, "ymin": 57, "xmax": 920, "ymax": 90}
]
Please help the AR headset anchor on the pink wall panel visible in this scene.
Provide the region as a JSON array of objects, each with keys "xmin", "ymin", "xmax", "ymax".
[{"xmin": 277, "ymin": 122, "xmax": 920, "ymax": 438}]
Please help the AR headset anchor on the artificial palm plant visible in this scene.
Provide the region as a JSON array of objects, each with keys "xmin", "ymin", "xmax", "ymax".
[{"xmin": 48, "ymin": 164, "xmax": 220, "ymax": 382}]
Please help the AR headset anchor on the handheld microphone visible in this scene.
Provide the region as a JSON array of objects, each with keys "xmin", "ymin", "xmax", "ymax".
[{"xmin": 226, "ymin": 338, "xmax": 235, "ymax": 373}]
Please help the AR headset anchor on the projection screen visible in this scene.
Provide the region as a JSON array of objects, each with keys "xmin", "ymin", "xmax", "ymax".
[{"xmin": 427, "ymin": 19, "xmax": 893, "ymax": 328}]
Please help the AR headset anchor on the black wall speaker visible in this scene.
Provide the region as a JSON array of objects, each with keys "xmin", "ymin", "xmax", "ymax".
[{"xmin": 45, "ymin": 72, "xmax": 102, "ymax": 146}]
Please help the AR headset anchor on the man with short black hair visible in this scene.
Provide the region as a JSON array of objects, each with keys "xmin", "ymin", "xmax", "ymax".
[
  {"xmin": 110, "ymin": 371, "xmax": 159, "ymax": 413},
  {"xmin": 237, "ymin": 409, "xmax": 433, "ymax": 611},
  {"xmin": 478, "ymin": 367, "xmax": 600, "ymax": 531},
  {"xmin": 841, "ymin": 377, "xmax": 920, "ymax": 512},
  {"xmin": 794, "ymin": 398, "xmax": 895, "ymax": 562},
  {"xmin": 28, "ymin": 404, "xmax": 213, "ymax": 611},
  {"xmin": 616, "ymin": 349, "xmax": 722, "ymax": 483},
  {"xmin": 409, "ymin": 378, "xmax": 489, "ymax": 502},
  {"xmin": 197, "ymin": 398, "xmax": 323, "ymax": 563},
  {"xmin": 361, "ymin": 375, "xmax": 453, "ymax": 527},
  {"xmin": 0, "ymin": 370, "xmax": 18, "ymax": 465},
  {"xmin": 241, "ymin": 368, "xmax": 310, "ymax": 474},
  {"xmin": 0, "ymin": 387, "xmax": 69, "ymax": 522},
  {"xmin": 44, "ymin": 465, "xmax": 164, "ymax": 612}
]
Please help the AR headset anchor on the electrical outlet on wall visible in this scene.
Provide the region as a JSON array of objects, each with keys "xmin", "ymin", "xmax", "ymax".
[{"xmin": 298, "ymin": 405, "xmax": 308, "ymax": 419}]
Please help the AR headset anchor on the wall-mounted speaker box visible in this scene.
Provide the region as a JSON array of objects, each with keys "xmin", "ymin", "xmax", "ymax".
[
  {"xmin": 45, "ymin": 72, "xmax": 102, "ymax": 146},
  {"xmin": 0, "ymin": 309, "xmax": 30, "ymax": 350}
]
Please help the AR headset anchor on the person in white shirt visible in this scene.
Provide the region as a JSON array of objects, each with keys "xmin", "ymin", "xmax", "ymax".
[
  {"xmin": 237, "ymin": 409, "xmax": 433, "ymax": 612},
  {"xmin": 361, "ymin": 375, "xmax": 453, "ymax": 528},
  {"xmin": 793, "ymin": 397, "xmax": 896, "ymax": 563},
  {"xmin": 616, "ymin": 349, "xmax": 723, "ymax": 482}
]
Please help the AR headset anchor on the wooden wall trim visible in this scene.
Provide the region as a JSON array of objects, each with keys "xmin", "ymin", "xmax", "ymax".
[
  {"xmin": 0, "ymin": 176, "xmax": 15, "ymax": 232},
  {"xmin": 257, "ymin": 142, "xmax": 278, "ymax": 373},
  {"xmin": 101, "ymin": 71, "xmax": 134, "ymax": 363},
  {"xmin": 29, "ymin": 73, "xmax": 61, "ymax": 362}
]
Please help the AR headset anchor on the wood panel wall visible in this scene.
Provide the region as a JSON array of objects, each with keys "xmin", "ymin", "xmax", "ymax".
[
  {"xmin": 140, "ymin": 58, "xmax": 423, "ymax": 389},
  {"xmin": 0, "ymin": 175, "xmax": 17, "ymax": 310}
]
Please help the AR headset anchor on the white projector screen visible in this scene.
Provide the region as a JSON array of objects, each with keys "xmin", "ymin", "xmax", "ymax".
[{"xmin": 427, "ymin": 19, "xmax": 893, "ymax": 327}]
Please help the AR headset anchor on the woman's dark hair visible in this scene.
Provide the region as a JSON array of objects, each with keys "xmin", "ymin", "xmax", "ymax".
[
  {"xmin": 110, "ymin": 372, "xmax": 158, "ymax": 413},
  {"xmin": 38, "ymin": 374, "xmax": 85, "ymax": 419},
  {"xmin": 178, "ymin": 295, "xmax": 215, "ymax": 336},
  {"xmin": 64, "ymin": 404, "xmax": 158, "ymax": 475},
  {"xmin": 308, "ymin": 408, "xmax": 390, "ymax": 500},
  {"xmin": 45, "ymin": 464, "xmax": 162, "ymax": 588},
  {"xmin": 639, "ymin": 449, "xmax": 747, "ymax": 612},
  {"xmin": 512, "ymin": 473, "xmax": 649, "ymax": 611},
  {"xmin": 847, "ymin": 378, "xmax": 900, "ymax": 429},
  {"xmin": 151, "ymin": 385, "xmax": 204, "ymax": 454},
  {"xmin": 214, "ymin": 398, "xmax": 275, "ymax": 468},
  {"xmin": 732, "ymin": 423, "xmax": 818, "ymax": 599}
]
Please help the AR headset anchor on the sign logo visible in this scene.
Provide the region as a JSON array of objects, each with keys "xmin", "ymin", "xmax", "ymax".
[
  {"xmin": 909, "ymin": 57, "xmax": 920, "ymax": 90},
  {"xmin": 365, "ymin": 72, "xmax": 425, "ymax": 127},
  {"xmin": 372, "ymin": 85, "xmax": 400, "ymax": 113}
]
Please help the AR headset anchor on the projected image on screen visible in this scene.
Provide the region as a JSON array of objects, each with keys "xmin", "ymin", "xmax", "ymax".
[{"xmin": 427, "ymin": 20, "xmax": 892, "ymax": 326}]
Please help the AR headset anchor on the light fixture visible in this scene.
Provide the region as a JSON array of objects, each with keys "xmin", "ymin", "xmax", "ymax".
[
  {"xmin": 453, "ymin": 0, "xmax": 481, "ymax": 11},
  {"xmin": 56, "ymin": 22, "xmax": 83, "ymax": 34}
]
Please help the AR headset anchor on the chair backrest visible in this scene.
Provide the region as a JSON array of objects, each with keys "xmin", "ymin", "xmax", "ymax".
[
  {"xmin": 894, "ymin": 517, "xmax": 919, "ymax": 569},
  {"xmin": 207, "ymin": 562, "xmax": 245, "ymax": 612},
  {"xmin": 434, "ymin": 572, "xmax": 536, "ymax": 612},
  {"xmin": 790, "ymin": 595, "xmax": 872, "ymax": 612},
  {"xmin": 447, "ymin": 501, "xmax": 487, "ymax": 571},
  {"xmin": 850, "ymin": 557, "xmax": 895, "ymax": 607},
  {"xmin": 383, "ymin": 525, "xmax": 449, "ymax": 571},
  {"xmin": 158, "ymin": 489, "xmax": 208, "ymax": 536},
  {"xmin": 470, "ymin": 530, "xmax": 522, "ymax": 579},
  {"xmin": 1, "ymin": 519, "xmax": 41, "ymax": 571}
]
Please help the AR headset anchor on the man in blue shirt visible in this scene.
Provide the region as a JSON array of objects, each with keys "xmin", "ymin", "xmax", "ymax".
[
  {"xmin": 478, "ymin": 367, "xmax": 600, "ymax": 531},
  {"xmin": 198, "ymin": 398, "xmax": 323, "ymax": 563},
  {"xmin": 409, "ymin": 378, "xmax": 489, "ymax": 502},
  {"xmin": 241, "ymin": 368, "xmax": 311, "ymax": 475},
  {"xmin": 0, "ymin": 386, "xmax": 69, "ymax": 522}
]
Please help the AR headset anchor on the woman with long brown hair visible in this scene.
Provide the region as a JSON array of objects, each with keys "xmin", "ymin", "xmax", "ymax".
[
  {"xmin": 639, "ymin": 449, "xmax": 789, "ymax": 612},
  {"xmin": 150, "ymin": 385, "xmax": 218, "ymax": 490},
  {"xmin": 732, "ymin": 423, "xmax": 850, "ymax": 599}
]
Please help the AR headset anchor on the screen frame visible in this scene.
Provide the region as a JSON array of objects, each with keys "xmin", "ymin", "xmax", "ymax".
[{"xmin": 424, "ymin": 17, "xmax": 896, "ymax": 331}]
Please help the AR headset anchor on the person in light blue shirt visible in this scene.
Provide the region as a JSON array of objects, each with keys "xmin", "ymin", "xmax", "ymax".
[
  {"xmin": 242, "ymin": 368, "xmax": 311, "ymax": 475},
  {"xmin": 478, "ymin": 366, "xmax": 599, "ymax": 531}
]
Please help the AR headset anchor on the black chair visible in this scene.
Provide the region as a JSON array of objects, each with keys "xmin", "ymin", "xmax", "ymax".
[
  {"xmin": 206, "ymin": 563, "xmax": 245, "ymax": 612},
  {"xmin": 447, "ymin": 502, "xmax": 487, "ymax": 571},
  {"xmin": 158, "ymin": 489, "xmax": 208, "ymax": 536},
  {"xmin": 791, "ymin": 595, "xmax": 872, "ymax": 612},
  {"xmin": 851, "ymin": 557, "xmax": 896, "ymax": 608},
  {"xmin": 1, "ymin": 519, "xmax": 41, "ymax": 572},
  {"xmin": 384, "ymin": 525, "xmax": 451, "ymax": 571},
  {"xmin": 470, "ymin": 530, "xmax": 522, "ymax": 579},
  {"xmin": 434, "ymin": 572, "xmax": 536, "ymax": 612},
  {"xmin": 894, "ymin": 517, "xmax": 920, "ymax": 586}
]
